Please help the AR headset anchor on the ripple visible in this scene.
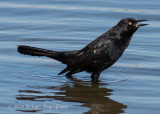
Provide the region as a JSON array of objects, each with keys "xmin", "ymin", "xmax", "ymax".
[
  {"xmin": 114, "ymin": 63, "xmax": 160, "ymax": 69},
  {"xmin": 0, "ymin": 2, "xmax": 159, "ymax": 14}
]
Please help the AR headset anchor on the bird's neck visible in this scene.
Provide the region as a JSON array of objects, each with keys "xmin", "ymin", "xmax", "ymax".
[{"xmin": 110, "ymin": 26, "xmax": 133, "ymax": 49}]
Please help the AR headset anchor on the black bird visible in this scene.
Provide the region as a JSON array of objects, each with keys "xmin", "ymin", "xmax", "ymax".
[{"xmin": 18, "ymin": 17, "xmax": 148, "ymax": 81}]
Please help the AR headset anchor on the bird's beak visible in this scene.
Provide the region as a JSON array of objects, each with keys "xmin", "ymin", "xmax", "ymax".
[{"xmin": 135, "ymin": 20, "xmax": 148, "ymax": 27}]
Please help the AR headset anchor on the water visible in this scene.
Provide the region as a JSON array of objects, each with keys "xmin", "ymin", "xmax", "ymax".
[{"xmin": 0, "ymin": 0, "xmax": 160, "ymax": 114}]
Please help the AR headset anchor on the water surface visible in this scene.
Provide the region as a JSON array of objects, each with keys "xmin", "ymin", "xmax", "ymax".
[{"xmin": 0, "ymin": 0, "xmax": 160, "ymax": 114}]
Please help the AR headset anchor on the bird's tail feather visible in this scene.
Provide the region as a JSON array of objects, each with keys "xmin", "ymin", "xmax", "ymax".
[
  {"xmin": 17, "ymin": 45, "xmax": 79, "ymax": 64},
  {"xmin": 18, "ymin": 45, "xmax": 56, "ymax": 57}
]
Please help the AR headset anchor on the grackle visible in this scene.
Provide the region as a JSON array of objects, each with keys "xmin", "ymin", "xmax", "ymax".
[{"xmin": 18, "ymin": 17, "xmax": 148, "ymax": 81}]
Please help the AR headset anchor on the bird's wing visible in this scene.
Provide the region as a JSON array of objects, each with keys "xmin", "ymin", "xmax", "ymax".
[{"xmin": 68, "ymin": 38, "xmax": 113, "ymax": 69}]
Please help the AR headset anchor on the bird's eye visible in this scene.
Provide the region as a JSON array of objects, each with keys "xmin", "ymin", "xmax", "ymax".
[{"xmin": 129, "ymin": 22, "xmax": 132, "ymax": 25}]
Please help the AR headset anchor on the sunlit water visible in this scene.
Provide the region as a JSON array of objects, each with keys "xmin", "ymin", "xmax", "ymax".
[{"xmin": 0, "ymin": 0, "xmax": 160, "ymax": 114}]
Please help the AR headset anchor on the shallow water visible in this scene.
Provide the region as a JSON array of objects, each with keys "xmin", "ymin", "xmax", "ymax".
[{"xmin": 0, "ymin": 0, "xmax": 160, "ymax": 114}]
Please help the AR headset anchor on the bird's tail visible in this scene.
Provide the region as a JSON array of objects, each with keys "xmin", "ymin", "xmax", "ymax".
[
  {"xmin": 18, "ymin": 45, "xmax": 56, "ymax": 57},
  {"xmin": 17, "ymin": 45, "xmax": 78, "ymax": 64}
]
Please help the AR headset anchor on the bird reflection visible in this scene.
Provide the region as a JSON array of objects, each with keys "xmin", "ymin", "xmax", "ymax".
[{"xmin": 16, "ymin": 76, "xmax": 127, "ymax": 113}]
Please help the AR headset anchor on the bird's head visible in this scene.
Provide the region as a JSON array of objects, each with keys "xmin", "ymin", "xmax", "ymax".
[{"xmin": 117, "ymin": 17, "xmax": 148, "ymax": 37}]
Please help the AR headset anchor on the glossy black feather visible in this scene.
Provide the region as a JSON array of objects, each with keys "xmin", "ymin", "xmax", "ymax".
[{"xmin": 17, "ymin": 17, "xmax": 148, "ymax": 81}]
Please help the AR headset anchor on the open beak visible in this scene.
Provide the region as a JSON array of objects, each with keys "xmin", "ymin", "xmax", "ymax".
[{"xmin": 135, "ymin": 20, "xmax": 148, "ymax": 27}]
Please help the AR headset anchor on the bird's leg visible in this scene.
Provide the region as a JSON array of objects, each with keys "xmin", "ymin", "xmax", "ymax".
[
  {"xmin": 66, "ymin": 69, "xmax": 80, "ymax": 77},
  {"xmin": 66, "ymin": 71, "xmax": 74, "ymax": 77},
  {"xmin": 91, "ymin": 72, "xmax": 100, "ymax": 81}
]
